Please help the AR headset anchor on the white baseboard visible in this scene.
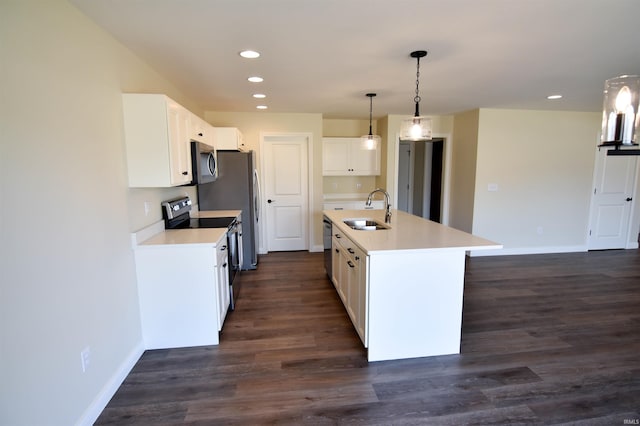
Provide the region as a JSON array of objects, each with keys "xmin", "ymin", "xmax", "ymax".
[
  {"xmin": 468, "ymin": 245, "xmax": 588, "ymax": 257},
  {"xmin": 75, "ymin": 341, "xmax": 145, "ymax": 426},
  {"xmin": 310, "ymin": 244, "xmax": 324, "ymax": 253}
]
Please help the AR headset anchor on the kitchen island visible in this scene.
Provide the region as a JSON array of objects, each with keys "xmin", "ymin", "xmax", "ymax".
[{"xmin": 323, "ymin": 209, "xmax": 501, "ymax": 362}]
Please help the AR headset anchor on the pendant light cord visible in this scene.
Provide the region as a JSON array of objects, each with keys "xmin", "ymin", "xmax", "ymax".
[
  {"xmin": 368, "ymin": 95, "xmax": 374, "ymax": 136},
  {"xmin": 414, "ymin": 56, "xmax": 422, "ymax": 117}
]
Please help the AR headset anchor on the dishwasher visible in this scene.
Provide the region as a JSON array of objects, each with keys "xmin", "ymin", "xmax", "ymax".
[{"xmin": 322, "ymin": 215, "xmax": 332, "ymax": 277}]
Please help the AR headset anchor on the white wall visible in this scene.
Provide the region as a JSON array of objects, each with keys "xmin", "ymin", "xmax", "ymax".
[
  {"xmin": 1, "ymin": 1, "xmax": 203, "ymax": 424},
  {"xmin": 472, "ymin": 109, "xmax": 601, "ymax": 253}
]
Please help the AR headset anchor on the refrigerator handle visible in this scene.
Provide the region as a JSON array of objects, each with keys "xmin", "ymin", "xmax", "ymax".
[{"xmin": 253, "ymin": 168, "xmax": 261, "ymax": 222}]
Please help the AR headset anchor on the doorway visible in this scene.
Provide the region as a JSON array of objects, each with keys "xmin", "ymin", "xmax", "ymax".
[
  {"xmin": 588, "ymin": 148, "xmax": 638, "ymax": 250},
  {"xmin": 261, "ymin": 133, "xmax": 310, "ymax": 252},
  {"xmin": 397, "ymin": 138, "xmax": 444, "ymax": 222}
]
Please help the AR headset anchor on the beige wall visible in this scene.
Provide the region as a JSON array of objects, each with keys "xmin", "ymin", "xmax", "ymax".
[
  {"xmin": 473, "ymin": 109, "xmax": 600, "ymax": 250},
  {"xmin": 1, "ymin": 1, "xmax": 204, "ymax": 424},
  {"xmin": 450, "ymin": 110, "xmax": 480, "ymax": 232}
]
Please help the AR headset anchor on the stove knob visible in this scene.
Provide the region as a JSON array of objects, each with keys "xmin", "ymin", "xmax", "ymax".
[
  {"xmin": 172, "ymin": 205, "xmax": 180, "ymax": 211},
  {"xmin": 186, "ymin": 200, "xmax": 192, "ymax": 205}
]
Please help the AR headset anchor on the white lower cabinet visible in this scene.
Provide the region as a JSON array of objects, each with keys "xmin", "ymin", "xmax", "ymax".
[
  {"xmin": 331, "ymin": 226, "xmax": 368, "ymax": 345},
  {"xmin": 215, "ymin": 240, "xmax": 230, "ymax": 331},
  {"xmin": 134, "ymin": 232, "xmax": 228, "ymax": 349}
]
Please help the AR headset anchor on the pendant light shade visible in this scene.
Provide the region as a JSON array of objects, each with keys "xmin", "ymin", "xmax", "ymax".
[
  {"xmin": 361, "ymin": 93, "xmax": 381, "ymax": 150},
  {"xmin": 598, "ymin": 75, "xmax": 640, "ymax": 155},
  {"xmin": 400, "ymin": 50, "xmax": 432, "ymax": 142}
]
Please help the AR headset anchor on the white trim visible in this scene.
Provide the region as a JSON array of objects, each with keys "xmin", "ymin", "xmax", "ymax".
[
  {"xmin": 75, "ymin": 341, "xmax": 144, "ymax": 426},
  {"xmin": 468, "ymin": 245, "xmax": 588, "ymax": 257},
  {"xmin": 310, "ymin": 243, "xmax": 324, "ymax": 253}
]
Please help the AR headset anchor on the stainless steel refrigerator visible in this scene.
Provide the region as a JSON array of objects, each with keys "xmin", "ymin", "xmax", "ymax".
[{"xmin": 198, "ymin": 150, "xmax": 260, "ymax": 270}]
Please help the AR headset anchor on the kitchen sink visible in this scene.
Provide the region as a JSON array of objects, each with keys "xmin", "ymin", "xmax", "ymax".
[{"xmin": 343, "ymin": 218, "xmax": 390, "ymax": 231}]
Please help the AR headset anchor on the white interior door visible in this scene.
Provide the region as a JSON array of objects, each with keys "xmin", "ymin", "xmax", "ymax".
[
  {"xmin": 588, "ymin": 149, "xmax": 637, "ymax": 250},
  {"xmin": 263, "ymin": 135, "xmax": 309, "ymax": 252}
]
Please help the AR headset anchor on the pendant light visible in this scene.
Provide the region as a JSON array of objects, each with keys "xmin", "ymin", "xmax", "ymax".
[
  {"xmin": 598, "ymin": 75, "xmax": 640, "ymax": 155},
  {"xmin": 400, "ymin": 50, "xmax": 432, "ymax": 142},
  {"xmin": 361, "ymin": 93, "xmax": 381, "ymax": 150}
]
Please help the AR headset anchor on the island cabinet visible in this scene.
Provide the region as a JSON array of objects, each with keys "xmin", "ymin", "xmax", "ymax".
[
  {"xmin": 122, "ymin": 94, "xmax": 194, "ymax": 187},
  {"xmin": 133, "ymin": 229, "xmax": 229, "ymax": 349},
  {"xmin": 331, "ymin": 226, "xmax": 368, "ymax": 345},
  {"xmin": 322, "ymin": 137, "xmax": 380, "ymax": 176},
  {"xmin": 324, "ymin": 208, "xmax": 501, "ymax": 362}
]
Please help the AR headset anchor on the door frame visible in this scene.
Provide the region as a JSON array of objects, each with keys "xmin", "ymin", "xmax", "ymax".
[
  {"xmin": 259, "ymin": 132, "xmax": 314, "ymax": 254},
  {"xmin": 391, "ymin": 132, "xmax": 452, "ymax": 226},
  {"xmin": 587, "ymin": 147, "xmax": 639, "ymax": 250}
]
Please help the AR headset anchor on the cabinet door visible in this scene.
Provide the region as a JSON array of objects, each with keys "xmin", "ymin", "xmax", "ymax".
[
  {"xmin": 190, "ymin": 114, "xmax": 215, "ymax": 148},
  {"xmin": 354, "ymin": 245, "xmax": 367, "ymax": 344},
  {"xmin": 323, "ymin": 138, "xmax": 351, "ymax": 175},
  {"xmin": 345, "ymin": 246, "xmax": 359, "ymax": 324},
  {"xmin": 337, "ymin": 247, "xmax": 349, "ymax": 304},
  {"xmin": 166, "ymin": 101, "xmax": 192, "ymax": 185},
  {"xmin": 216, "ymin": 244, "xmax": 230, "ymax": 330},
  {"xmin": 214, "ymin": 127, "xmax": 244, "ymax": 150},
  {"xmin": 351, "ymin": 139, "xmax": 381, "ymax": 176}
]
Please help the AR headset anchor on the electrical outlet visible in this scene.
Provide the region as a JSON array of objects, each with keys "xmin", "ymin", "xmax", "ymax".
[
  {"xmin": 536, "ymin": 226, "xmax": 543, "ymax": 235},
  {"xmin": 488, "ymin": 183, "xmax": 498, "ymax": 192},
  {"xmin": 356, "ymin": 183, "xmax": 362, "ymax": 190},
  {"xmin": 144, "ymin": 201, "xmax": 151, "ymax": 216},
  {"xmin": 80, "ymin": 346, "xmax": 91, "ymax": 373}
]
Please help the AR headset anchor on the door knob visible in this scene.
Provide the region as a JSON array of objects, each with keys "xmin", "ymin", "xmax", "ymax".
[
  {"xmin": 626, "ymin": 197, "xmax": 633, "ymax": 202},
  {"xmin": 267, "ymin": 199, "xmax": 273, "ymax": 203}
]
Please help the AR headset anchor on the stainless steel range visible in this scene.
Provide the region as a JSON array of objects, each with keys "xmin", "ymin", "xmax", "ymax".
[{"xmin": 161, "ymin": 196, "xmax": 241, "ymax": 310}]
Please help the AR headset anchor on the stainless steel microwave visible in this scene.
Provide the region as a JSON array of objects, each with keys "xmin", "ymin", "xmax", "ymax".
[{"xmin": 190, "ymin": 141, "xmax": 218, "ymax": 184}]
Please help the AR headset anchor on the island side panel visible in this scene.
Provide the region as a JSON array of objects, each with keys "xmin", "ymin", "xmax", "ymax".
[{"xmin": 367, "ymin": 249, "xmax": 466, "ymax": 362}]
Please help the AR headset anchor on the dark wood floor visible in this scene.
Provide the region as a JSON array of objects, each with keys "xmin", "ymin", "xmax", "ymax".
[{"xmin": 96, "ymin": 249, "xmax": 640, "ymax": 425}]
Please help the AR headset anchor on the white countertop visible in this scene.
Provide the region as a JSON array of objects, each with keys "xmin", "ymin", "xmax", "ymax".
[
  {"xmin": 132, "ymin": 209, "xmax": 241, "ymax": 248},
  {"xmin": 323, "ymin": 209, "xmax": 501, "ymax": 255},
  {"xmin": 138, "ymin": 228, "xmax": 227, "ymax": 247}
]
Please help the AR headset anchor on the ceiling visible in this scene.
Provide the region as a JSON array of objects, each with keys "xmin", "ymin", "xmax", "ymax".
[{"xmin": 70, "ymin": 0, "xmax": 640, "ymax": 120}]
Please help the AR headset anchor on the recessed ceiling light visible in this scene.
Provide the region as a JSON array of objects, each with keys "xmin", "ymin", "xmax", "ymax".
[
  {"xmin": 253, "ymin": 93, "xmax": 266, "ymax": 99},
  {"xmin": 248, "ymin": 76, "xmax": 263, "ymax": 83},
  {"xmin": 239, "ymin": 50, "xmax": 260, "ymax": 59},
  {"xmin": 547, "ymin": 94, "xmax": 563, "ymax": 100},
  {"xmin": 256, "ymin": 105, "xmax": 268, "ymax": 110}
]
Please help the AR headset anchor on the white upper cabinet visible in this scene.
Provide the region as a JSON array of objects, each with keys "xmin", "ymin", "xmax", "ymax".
[
  {"xmin": 122, "ymin": 94, "xmax": 193, "ymax": 187},
  {"xmin": 190, "ymin": 114, "xmax": 215, "ymax": 148},
  {"xmin": 214, "ymin": 127, "xmax": 245, "ymax": 151},
  {"xmin": 322, "ymin": 137, "xmax": 380, "ymax": 176}
]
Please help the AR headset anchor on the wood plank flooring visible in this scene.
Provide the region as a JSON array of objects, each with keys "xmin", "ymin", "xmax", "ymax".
[{"xmin": 96, "ymin": 249, "xmax": 640, "ymax": 425}]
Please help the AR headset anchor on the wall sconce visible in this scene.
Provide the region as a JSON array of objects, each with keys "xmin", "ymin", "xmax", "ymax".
[
  {"xmin": 599, "ymin": 75, "xmax": 640, "ymax": 155},
  {"xmin": 361, "ymin": 93, "xmax": 381, "ymax": 150},
  {"xmin": 400, "ymin": 50, "xmax": 432, "ymax": 142}
]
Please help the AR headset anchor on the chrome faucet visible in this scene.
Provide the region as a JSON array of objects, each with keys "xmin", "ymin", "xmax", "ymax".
[{"xmin": 366, "ymin": 188, "xmax": 392, "ymax": 223}]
